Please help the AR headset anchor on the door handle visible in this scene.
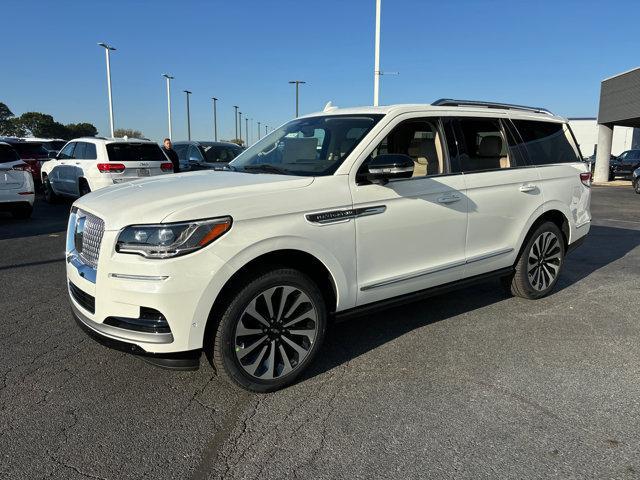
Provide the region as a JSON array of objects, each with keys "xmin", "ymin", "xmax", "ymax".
[
  {"xmin": 519, "ymin": 184, "xmax": 537, "ymax": 193},
  {"xmin": 75, "ymin": 162, "xmax": 80, "ymax": 165},
  {"xmin": 437, "ymin": 194, "xmax": 461, "ymax": 204}
]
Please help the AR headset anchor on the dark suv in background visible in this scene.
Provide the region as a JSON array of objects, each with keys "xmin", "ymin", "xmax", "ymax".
[
  {"xmin": 612, "ymin": 149, "xmax": 640, "ymax": 178},
  {"xmin": 172, "ymin": 141, "xmax": 243, "ymax": 171}
]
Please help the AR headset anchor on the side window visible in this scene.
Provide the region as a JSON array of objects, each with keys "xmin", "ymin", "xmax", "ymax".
[
  {"xmin": 188, "ymin": 145, "xmax": 203, "ymax": 162},
  {"xmin": 73, "ymin": 142, "xmax": 86, "ymax": 159},
  {"xmin": 511, "ymin": 120, "xmax": 581, "ymax": 165},
  {"xmin": 58, "ymin": 142, "xmax": 76, "ymax": 160},
  {"xmin": 447, "ymin": 118, "xmax": 512, "ymax": 173},
  {"xmin": 370, "ymin": 118, "xmax": 445, "ymax": 178},
  {"xmin": 84, "ymin": 143, "xmax": 97, "ymax": 160},
  {"xmin": 174, "ymin": 144, "xmax": 188, "ymax": 161}
]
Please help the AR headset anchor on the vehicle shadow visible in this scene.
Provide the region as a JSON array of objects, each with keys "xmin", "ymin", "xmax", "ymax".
[
  {"xmin": 0, "ymin": 195, "xmax": 72, "ymax": 241},
  {"xmin": 302, "ymin": 224, "xmax": 640, "ymax": 381}
]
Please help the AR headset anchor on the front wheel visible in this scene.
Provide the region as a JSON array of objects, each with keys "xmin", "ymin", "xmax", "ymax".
[
  {"xmin": 634, "ymin": 177, "xmax": 640, "ymax": 194},
  {"xmin": 508, "ymin": 222, "xmax": 565, "ymax": 299},
  {"xmin": 212, "ymin": 269, "xmax": 327, "ymax": 392},
  {"xmin": 11, "ymin": 204, "xmax": 33, "ymax": 219},
  {"xmin": 43, "ymin": 175, "xmax": 58, "ymax": 203}
]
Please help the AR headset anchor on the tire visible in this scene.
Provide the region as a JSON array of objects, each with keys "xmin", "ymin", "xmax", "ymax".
[
  {"xmin": 508, "ymin": 221, "xmax": 565, "ymax": 300},
  {"xmin": 42, "ymin": 175, "xmax": 58, "ymax": 203},
  {"xmin": 79, "ymin": 179, "xmax": 91, "ymax": 197},
  {"xmin": 11, "ymin": 204, "xmax": 33, "ymax": 219},
  {"xmin": 634, "ymin": 178, "xmax": 640, "ymax": 194},
  {"xmin": 211, "ymin": 268, "xmax": 327, "ymax": 392}
]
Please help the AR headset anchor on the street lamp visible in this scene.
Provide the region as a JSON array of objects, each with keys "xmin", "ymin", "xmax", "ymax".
[
  {"xmin": 162, "ymin": 74, "xmax": 174, "ymax": 139},
  {"xmin": 373, "ymin": 0, "xmax": 381, "ymax": 106},
  {"xmin": 211, "ymin": 97, "xmax": 218, "ymax": 141},
  {"xmin": 239, "ymin": 111, "xmax": 243, "ymax": 146},
  {"xmin": 245, "ymin": 117, "xmax": 249, "ymax": 146},
  {"xmin": 183, "ymin": 90, "xmax": 192, "ymax": 141},
  {"xmin": 233, "ymin": 105, "xmax": 239, "ymax": 140},
  {"xmin": 265, "ymin": 125, "xmax": 268, "ymax": 136},
  {"xmin": 288, "ymin": 80, "xmax": 306, "ymax": 117},
  {"xmin": 258, "ymin": 121, "xmax": 261, "ymax": 140},
  {"xmin": 98, "ymin": 42, "xmax": 116, "ymax": 137}
]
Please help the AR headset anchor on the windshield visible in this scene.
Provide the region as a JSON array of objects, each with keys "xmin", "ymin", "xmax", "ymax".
[
  {"xmin": 229, "ymin": 114, "xmax": 383, "ymax": 176},
  {"xmin": 106, "ymin": 143, "xmax": 165, "ymax": 162},
  {"xmin": 44, "ymin": 141, "xmax": 66, "ymax": 151},
  {"xmin": 11, "ymin": 142, "xmax": 47, "ymax": 157},
  {"xmin": 202, "ymin": 144, "xmax": 242, "ymax": 163}
]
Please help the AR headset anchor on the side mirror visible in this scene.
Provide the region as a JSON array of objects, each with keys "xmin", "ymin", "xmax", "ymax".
[
  {"xmin": 188, "ymin": 155, "xmax": 201, "ymax": 164},
  {"xmin": 365, "ymin": 154, "xmax": 414, "ymax": 184}
]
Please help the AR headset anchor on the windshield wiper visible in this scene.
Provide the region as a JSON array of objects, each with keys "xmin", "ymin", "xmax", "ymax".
[{"xmin": 242, "ymin": 164, "xmax": 288, "ymax": 175}]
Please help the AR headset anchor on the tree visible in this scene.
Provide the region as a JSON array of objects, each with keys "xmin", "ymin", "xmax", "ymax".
[
  {"xmin": 18, "ymin": 112, "xmax": 68, "ymax": 138},
  {"xmin": 65, "ymin": 123, "xmax": 98, "ymax": 139},
  {"xmin": 0, "ymin": 102, "xmax": 26, "ymax": 137},
  {"xmin": 0, "ymin": 102, "xmax": 13, "ymax": 122},
  {"xmin": 113, "ymin": 128, "xmax": 144, "ymax": 139}
]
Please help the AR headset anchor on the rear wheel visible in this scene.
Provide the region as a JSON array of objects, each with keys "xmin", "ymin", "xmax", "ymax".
[
  {"xmin": 211, "ymin": 268, "xmax": 327, "ymax": 392},
  {"xmin": 508, "ymin": 222, "xmax": 565, "ymax": 299},
  {"xmin": 11, "ymin": 204, "xmax": 32, "ymax": 219},
  {"xmin": 634, "ymin": 177, "xmax": 640, "ymax": 194},
  {"xmin": 42, "ymin": 175, "xmax": 58, "ymax": 203}
]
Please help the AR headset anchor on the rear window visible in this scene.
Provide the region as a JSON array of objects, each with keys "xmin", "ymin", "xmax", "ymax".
[
  {"xmin": 11, "ymin": 142, "xmax": 48, "ymax": 157},
  {"xmin": 106, "ymin": 143, "xmax": 165, "ymax": 162},
  {"xmin": 0, "ymin": 145, "xmax": 19, "ymax": 163},
  {"xmin": 511, "ymin": 120, "xmax": 581, "ymax": 165}
]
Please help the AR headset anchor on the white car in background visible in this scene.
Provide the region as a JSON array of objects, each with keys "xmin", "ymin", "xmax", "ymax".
[
  {"xmin": 66, "ymin": 100, "xmax": 592, "ymax": 392},
  {"xmin": 0, "ymin": 142, "xmax": 35, "ymax": 219},
  {"xmin": 41, "ymin": 137, "xmax": 174, "ymax": 202}
]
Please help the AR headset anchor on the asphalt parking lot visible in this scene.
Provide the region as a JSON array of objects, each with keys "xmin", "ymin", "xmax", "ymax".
[{"xmin": 1, "ymin": 185, "xmax": 639, "ymax": 479}]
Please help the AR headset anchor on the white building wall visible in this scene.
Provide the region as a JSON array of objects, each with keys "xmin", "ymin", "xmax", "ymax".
[{"xmin": 568, "ymin": 118, "xmax": 634, "ymax": 157}]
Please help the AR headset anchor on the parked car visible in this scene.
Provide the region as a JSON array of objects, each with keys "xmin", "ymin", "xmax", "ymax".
[
  {"xmin": 41, "ymin": 137, "xmax": 174, "ymax": 202},
  {"xmin": 66, "ymin": 100, "xmax": 591, "ymax": 392},
  {"xmin": 633, "ymin": 166, "xmax": 640, "ymax": 193},
  {"xmin": 24, "ymin": 137, "xmax": 67, "ymax": 155},
  {"xmin": 0, "ymin": 137, "xmax": 49, "ymax": 186},
  {"xmin": 0, "ymin": 142, "xmax": 35, "ymax": 219},
  {"xmin": 611, "ymin": 149, "xmax": 640, "ymax": 178},
  {"xmin": 173, "ymin": 141, "xmax": 243, "ymax": 171},
  {"xmin": 587, "ymin": 153, "xmax": 618, "ymax": 181}
]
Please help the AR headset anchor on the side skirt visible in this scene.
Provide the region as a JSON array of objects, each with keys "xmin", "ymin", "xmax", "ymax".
[{"xmin": 334, "ymin": 267, "xmax": 514, "ymax": 322}]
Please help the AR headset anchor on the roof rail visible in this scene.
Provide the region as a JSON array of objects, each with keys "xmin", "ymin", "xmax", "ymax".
[{"xmin": 432, "ymin": 98, "xmax": 554, "ymax": 116}]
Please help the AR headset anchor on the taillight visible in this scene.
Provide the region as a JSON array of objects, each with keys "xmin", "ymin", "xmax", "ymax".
[
  {"xmin": 580, "ymin": 172, "xmax": 591, "ymax": 187},
  {"xmin": 160, "ymin": 162, "xmax": 174, "ymax": 172},
  {"xmin": 97, "ymin": 163, "xmax": 125, "ymax": 173}
]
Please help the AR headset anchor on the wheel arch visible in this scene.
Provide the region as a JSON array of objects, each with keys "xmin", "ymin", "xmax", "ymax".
[{"xmin": 516, "ymin": 208, "xmax": 570, "ymax": 262}]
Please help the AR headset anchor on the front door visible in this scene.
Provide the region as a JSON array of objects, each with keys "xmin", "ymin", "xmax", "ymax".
[
  {"xmin": 351, "ymin": 115, "xmax": 468, "ymax": 306},
  {"xmin": 53, "ymin": 142, "xmax": 76, "ymax": 194}
]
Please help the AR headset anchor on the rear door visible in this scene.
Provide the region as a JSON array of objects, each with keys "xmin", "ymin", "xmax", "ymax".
[
  {"xmin": 67, "ymin": 141, "xmax": 87, "ymax": 195},
  {"xmin": 444, "ymin": 116, "xmax": 542, "ymax": 277},
  {"xmin": 105, "ymin": 142, "xmax": 167, "ymax": 183}
]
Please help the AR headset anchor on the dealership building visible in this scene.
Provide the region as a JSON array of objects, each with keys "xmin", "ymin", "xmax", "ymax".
[{"xmin": 569, "ymin": 118, "xmax": 639, "ymax": 158}]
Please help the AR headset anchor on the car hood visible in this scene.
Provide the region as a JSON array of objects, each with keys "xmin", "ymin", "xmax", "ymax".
[{"xmin": 74, "ymin": 171, "xmax": 315, "ymax": 230}]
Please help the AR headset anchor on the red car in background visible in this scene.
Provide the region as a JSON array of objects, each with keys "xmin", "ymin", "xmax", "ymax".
[{"xmin": 1, "ymin": 139, "xmax": 50, "ymax": 186}]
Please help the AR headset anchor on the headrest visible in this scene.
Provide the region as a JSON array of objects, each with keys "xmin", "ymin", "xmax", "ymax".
[{"xmin": 478, "ymin": 135, "xmax": 502, "ymax": 157}]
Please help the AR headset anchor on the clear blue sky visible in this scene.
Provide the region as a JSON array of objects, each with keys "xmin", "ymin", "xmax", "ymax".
[{"xmin": 1, "ymin": 0, "xmax": 638, "ymax": 142}]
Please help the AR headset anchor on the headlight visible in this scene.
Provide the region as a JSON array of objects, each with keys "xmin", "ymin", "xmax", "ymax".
[{"xmin": 116, "ymin": 216, "xmax": 232, "ymax": 259}]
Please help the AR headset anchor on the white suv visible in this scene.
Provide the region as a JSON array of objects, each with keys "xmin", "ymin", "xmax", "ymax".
[
  {"xmin": 66, "ymin": 100, "xmax": 591, "ymax": 392},
  {"xmin": 41, "ymin": 137, "xmax": 173, "ymax": 202},
  {"xmin": 0, "ymin": 142, "xmax": 35, "ymax": 218}
]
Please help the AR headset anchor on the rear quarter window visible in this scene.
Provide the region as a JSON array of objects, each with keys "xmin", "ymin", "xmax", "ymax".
[
  {"xmin": 510, "ymin": 120, "xmax": 581, "ymax": 165},
  {"xmin": 106, "ymin": 143, "xmax": 165, "ymax": 162}
]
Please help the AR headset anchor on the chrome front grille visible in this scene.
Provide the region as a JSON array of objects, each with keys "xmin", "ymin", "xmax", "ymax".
[{"xmin": 78, "ymin": 211, "xmax": 105, "ymax": 269}]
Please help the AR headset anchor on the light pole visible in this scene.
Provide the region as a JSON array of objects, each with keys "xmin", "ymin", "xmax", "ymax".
[
  {"xmin": 258, "ymin": 121, "xmax": 261, "ymax": 139},
  {"xmin": 239, "ymin": 111, "xmax": 243, "ymax": 146},
  {"xmin": 162, "ymin": 74, "xmax": 174, "ymax": 139},
  {"xmin": 288, "ymin": 80, "xmax": 306, "ymax": 117},
  {"xmin": 373, "ymin": 0, "xmax": 381, "ymax": 106},
  {"xmin": 265, "ymin": 125, "xmax": 268, "ymax": 136},
  {"xmin": 183, "ymin": 90, "xmax": 192, "ymax": 140},
  {"xmin": 98, "ymin": 42, "xmax": 116, "ymax": 137},
  {"xmin": 245, "ymin": 117, "xmax": 249, "ymax": 146},
  {"xmin": 233, "ymin": 105, "xmax": 239, "ymax": 141},
  {"xmin": 211, "ymin": 97, "xmax": 218, "ymax": 141}
]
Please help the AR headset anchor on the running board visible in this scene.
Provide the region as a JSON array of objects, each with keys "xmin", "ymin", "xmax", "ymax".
[{"xmin": 334, "ymin": 267, "xmax": 514, "ymax": 321}]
